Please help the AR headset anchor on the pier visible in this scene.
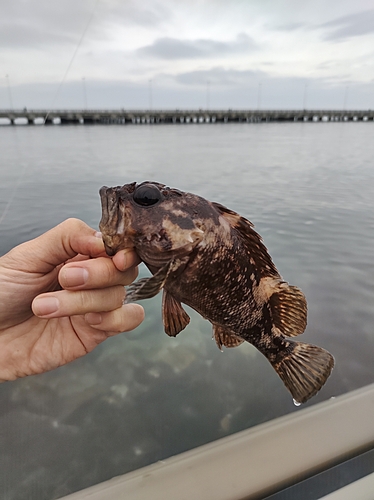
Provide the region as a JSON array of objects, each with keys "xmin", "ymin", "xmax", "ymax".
[{"xmin": 1, "ymin": 108, "xmax": 374, "ymax": 125}]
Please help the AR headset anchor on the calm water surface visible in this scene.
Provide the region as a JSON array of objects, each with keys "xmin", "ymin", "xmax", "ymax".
[{"xmin": 1, "ymin": 122, "xmax": 374, "ymax": 499}]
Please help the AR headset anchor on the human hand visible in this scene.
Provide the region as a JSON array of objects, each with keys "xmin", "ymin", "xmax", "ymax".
[{"xmin": 0, "ymin": 218, "xmax": 144, "ymax": 382}]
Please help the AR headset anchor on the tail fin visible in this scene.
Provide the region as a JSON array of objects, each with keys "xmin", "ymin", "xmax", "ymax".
[{"xmin": 272, "ymin": 341, "xmax": 334, "ymax": 404}]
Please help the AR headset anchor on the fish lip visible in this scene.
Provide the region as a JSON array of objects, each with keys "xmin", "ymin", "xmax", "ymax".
[
  {"xmin": 99, "ymin": 185, "xmax": 140, "ymax": 258},
  {"xmin": 99, "ymin": 185, "xmax": 112, "ymax": 214},
  {"xmin": 99, "ymin": 185, "xmax": 109, "ymax": 198},
  {"xmin": 101, "ymin": 234, "xmax": 135, "ymax": 256},
  {"xmin": 104, "ymin": 243, "xmax": 116, "ymax": 257},
  {"xmin": 99, "ymin": 185, "xmax": 127, "ymax": 238},
  {"xmin": 99, "ymin": 185, "xmax": 114, "ymax": 232}
]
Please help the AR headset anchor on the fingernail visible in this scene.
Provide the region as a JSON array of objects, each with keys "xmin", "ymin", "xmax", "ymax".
[
  {"xmin": 94, "ymin": 231, "xmax": 102, "ymax": 238},
  {"xmin": 85, "ymin": 312, "xmax": 102, "ymax": 325},
  {"xmin": 62, "ymin": 267, "xmax": 89, "ymax": 287},
  {"xmin": 112, "ymin": 250, "xmax": 128, "ymax": 271},
  {"xmin": 117, "ymin": 249, "xmax": 138, "ymax": 271},
  {"xmin": 121, "ymin": 251, "xmax": 129, "ymax": 270},
  {"xmin": 33, "ymin": 297, "xmax": 59, "ymax": 316}
]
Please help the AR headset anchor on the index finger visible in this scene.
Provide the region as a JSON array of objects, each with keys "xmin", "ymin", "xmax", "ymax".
[{"xmin": 59, "ymin": 255, "xmax": 139, "ymax": 290}]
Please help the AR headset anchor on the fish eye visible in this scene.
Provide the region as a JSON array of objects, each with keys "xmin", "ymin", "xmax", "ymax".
[{"xmin": 133, "ymin": 184, "xmax": 162, "ymax": 207}]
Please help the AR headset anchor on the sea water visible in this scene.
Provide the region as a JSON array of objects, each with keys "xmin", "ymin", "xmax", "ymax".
[{"xmin": 1, "ymin": 122, "xmax": 374, "ymax": 499}]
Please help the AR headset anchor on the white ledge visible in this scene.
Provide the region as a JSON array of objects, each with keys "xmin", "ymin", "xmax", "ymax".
[{"xmin": 59, "ymin": 383, "xmax": 374, "ymax": 500}]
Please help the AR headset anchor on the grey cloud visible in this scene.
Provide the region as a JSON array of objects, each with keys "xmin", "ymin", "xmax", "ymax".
[
  {"xmin": 0, "ymin": 0, "xmax": 170, "ymax": 50},
  {"xmin": 0, "ymin": 22, "xmax": 75, "ymax": 49},
  {"xmin": 94, "ymin": 0, "xmax": 172, "ymax": 30},
  {"xmin": 126, "ymin": 9, "xmax": 166, "ymax": 27},
  {"xmin": 137, "ymin": 33, "xmax": 257, "ymax": 60},
  {"xmin": 272, "ymin": 22, "xmax": 306, "ymax": 32},
  {"xmin": 108, "ymin": 1, "xmax": 172, "ymax": 28},
  {"xmin": 0, "ymin": 0, "xmax": 101, "ymax": 49},
  {"xmin": 322, "ymin": 10, "xmax": 374, "ymax": 40},
  {"xmin": 174, "ymin": 67, "xmax": 265, "ymax": 87}
]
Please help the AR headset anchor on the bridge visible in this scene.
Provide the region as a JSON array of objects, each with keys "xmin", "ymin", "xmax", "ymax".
[{"xmin": 1, "ymin": 108, "xmax": 374, "ymax": 125}]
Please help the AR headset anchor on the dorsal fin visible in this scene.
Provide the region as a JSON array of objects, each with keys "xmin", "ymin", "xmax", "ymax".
[{"xmin": 212, "ymin": 202, "xmax": 278, "ymax": 277}]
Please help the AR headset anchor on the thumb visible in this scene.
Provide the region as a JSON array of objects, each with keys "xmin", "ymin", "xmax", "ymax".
[{"xmin": 11, "ymin": 219, "xmax": 106, "ymax": 273}]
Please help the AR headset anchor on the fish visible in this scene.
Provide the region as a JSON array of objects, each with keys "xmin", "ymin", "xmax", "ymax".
[{"xmin": 99, "ymin": 181, "xmax": 334, "ymax": 404}]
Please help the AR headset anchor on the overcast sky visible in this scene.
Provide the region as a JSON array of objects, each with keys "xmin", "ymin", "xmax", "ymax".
[{"xmin": 1, "ymin": 0, "xmax": 374, "ymax": 109}]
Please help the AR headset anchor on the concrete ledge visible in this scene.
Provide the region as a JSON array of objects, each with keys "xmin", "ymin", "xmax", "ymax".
[{"xmin": 59, "ymin": 383, "xmax": 374, "ymax": 500}]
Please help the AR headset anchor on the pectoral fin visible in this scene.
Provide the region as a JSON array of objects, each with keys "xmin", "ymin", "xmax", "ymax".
[
  {"xmin": 269, "ymin": 281, "xmax": 307, "ymax": 337},
  {"xmin": 162, "ymin": 290, "xmax": 190, "ymax": 337},
  {"xmin": 213, "ymin": 325, "xmax": 244, "ymax": 351},
  {"xmin": 124, "ymin": 262, "xmax": 171, "ymax": 303}
]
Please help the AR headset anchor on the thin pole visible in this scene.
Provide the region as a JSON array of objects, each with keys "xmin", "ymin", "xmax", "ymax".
[
  {"xmin": 257, "ymin": 82, "xmax": 262, "ymax": 110},
  {"xmin": 303, "ymin": 83, "xmax": 308, "ymax": 110},
  {"xmin": 343, "ymin": 85, "xmax": 349, "ymax": 110},
  {"xmin": 44, "ymin": 0, "xmax": 98, "ymax": 124},
  {"xmin": 207, "ymin": 80, "xmax": 210, "ymax": 110},
  {"xmin": 82, "ymin": 77, "xmax": 88, "ymax": 109},
  {"xmin": 149, "ymin": 79, "xmax": 153, "ymax": 111},
  {"xmin": 5, "ymin": 74, "xmax": 14, "ymax": 110}
]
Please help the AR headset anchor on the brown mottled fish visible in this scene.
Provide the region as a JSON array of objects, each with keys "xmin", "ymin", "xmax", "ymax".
[{"xmin": 99, "ymin": 181, "xmax": 334, "ymax": 404}]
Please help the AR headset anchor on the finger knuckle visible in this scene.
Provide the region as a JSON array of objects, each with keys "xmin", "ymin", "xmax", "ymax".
[{"xmin": 62, "ymin": 218, "xmax": 85, "ymax": 231}]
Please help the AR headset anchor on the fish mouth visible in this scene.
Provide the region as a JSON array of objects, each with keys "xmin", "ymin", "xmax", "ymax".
[
  {"xmin": 103, "ymin": 242, "xmax": 116, "ymax": 257},
  {"xmin": 102, "ymin": 236, "xmax": 135, "ymax": 256},
  {"xmin": 99, "ymin": 186, "xmax": 116, "ymax": 230},
  {"xmin": 99, "ymin": 185, "xmax": 135, "ymax": 256},
  {"xmin": 99, "ymin": 186, "xmax": 125, "ymax": 230}
]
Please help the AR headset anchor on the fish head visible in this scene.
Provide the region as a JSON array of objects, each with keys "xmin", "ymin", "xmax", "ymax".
[{"xmin": 99, "ymin": 181, "xmax": 206, "ymax": 267}]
